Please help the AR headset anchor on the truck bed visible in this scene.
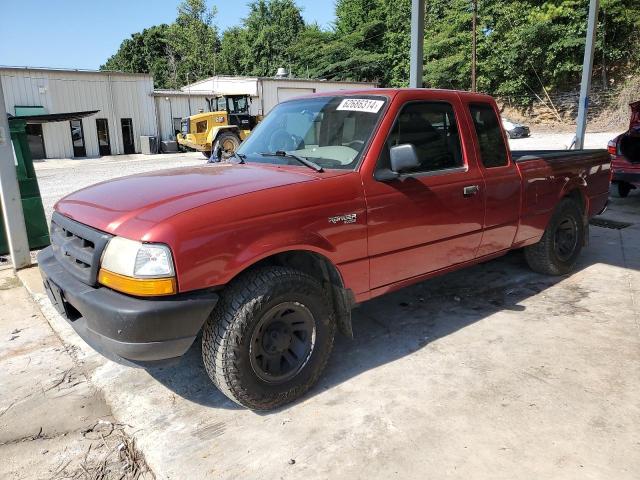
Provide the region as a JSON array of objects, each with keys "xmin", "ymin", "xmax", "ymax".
[
  {"xmin": 512, "ymin": 148, "xmax": 610, "ymax": 228},
  {"xmin": 512, "ymin": 149, "xmax": 608, "ymax": 162}
]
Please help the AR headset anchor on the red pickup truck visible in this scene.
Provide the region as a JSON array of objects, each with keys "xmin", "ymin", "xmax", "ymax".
[{"xmin": 38, "ymin": 89, "xmax": 610, "ymax": 410}]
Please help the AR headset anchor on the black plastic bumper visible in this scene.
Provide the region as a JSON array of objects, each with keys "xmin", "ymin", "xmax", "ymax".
[
  {"xmin": 37, "ymin": 246, "xmax": 218, "ymax": 365},
  {"xmin": 612, "ymin": 172, "xmax": 640, "ymax": 184}
]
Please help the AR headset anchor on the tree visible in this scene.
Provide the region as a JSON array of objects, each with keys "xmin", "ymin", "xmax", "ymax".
[
  {"xmin": 242, "ymin": 0, "xmax": 305, "ymax": 76},
  {"xmin": 101, "ymin": 0, "xmax": 640, "ymax": 99},
  {"xmin": 101, "ymin": 0, "xmax": 219, "ymax": 88}
]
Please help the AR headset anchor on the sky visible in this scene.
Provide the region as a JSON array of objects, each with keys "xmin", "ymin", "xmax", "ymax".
[{"xmin": 0, "ymin": 0, "xmax": 336, "ymax": 70}]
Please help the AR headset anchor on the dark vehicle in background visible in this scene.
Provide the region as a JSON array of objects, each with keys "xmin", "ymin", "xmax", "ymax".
[
  {"xmin": 502, "ymin": 117, "xmax": 530, "ymax": 139},
  {"xmin": 609, "ymin": 101, "xmax": 640, "ymax": 197}
]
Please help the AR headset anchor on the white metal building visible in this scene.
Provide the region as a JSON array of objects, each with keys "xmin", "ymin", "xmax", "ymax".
[
  {"xmin": 182, "ymin": 75, "xmax": 376, "ymax": 116},
  {"xmin": 1, "ymin": 66, "xmax": 377, "ymax": 158},
  {"xmin": 0, "ymin": 67, "xmax": 157, "ymax": 159},
  {"xmin": 154, "ymin": 76, "xmax": 376, "ymax": 142}
]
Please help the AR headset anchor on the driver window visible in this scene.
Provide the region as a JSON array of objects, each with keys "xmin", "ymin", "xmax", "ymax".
[{"xmin": 379, "ymin": 101, "xmax": 463, "ymax": 174}]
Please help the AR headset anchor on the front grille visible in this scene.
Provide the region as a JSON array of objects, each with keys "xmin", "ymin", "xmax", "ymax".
[{"xmin": 50, "ymin": 212, "xmax": 112, "ymax": 286}]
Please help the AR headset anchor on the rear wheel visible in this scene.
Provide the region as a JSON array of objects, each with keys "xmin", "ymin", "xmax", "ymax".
[
  {"xmin": 618, "ymin": 182, "xmax": 632, "ymax": 198},
  {"xmin": 213, "ymin": 132, "xmax": 241, "ymax": 160},
  {"xmin": 524, "ymin": 198, "xmax": 585, "ymax": 275},
  {"xmin": 201, "ymin": 267, "xmax": 336, "ymax": 410}
]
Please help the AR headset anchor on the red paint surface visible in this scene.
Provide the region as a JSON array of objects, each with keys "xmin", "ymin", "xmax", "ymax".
[{"xmin": 55, "ymin": 89, "xmax": 611, "ymax": 300}]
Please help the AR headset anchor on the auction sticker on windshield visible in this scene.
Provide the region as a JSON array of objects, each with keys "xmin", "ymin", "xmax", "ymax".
[{"xmin": 336, "ymin": 98, "xmax": 385, "ymax": 113}]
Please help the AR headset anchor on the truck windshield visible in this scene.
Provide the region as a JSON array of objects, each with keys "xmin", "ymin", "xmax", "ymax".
[{"xmin": 237, "ymin": 95, "xmax": 387, "ymax": 170}]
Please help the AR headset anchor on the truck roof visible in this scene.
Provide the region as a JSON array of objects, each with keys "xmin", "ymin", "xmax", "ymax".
[{"xmin": 289, "ymin": 87, "xmax": 496, "ymax": 103}]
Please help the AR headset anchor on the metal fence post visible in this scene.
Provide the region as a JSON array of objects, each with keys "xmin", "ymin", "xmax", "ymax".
[
  {"xmin": 574, "ymin": 0, "xmax": 600, "ymax": 150},
  {"xmin": 409, "ymin": 0, "xmax": 425, "ymax": 88},
  {"xmin": 0, "ymin": 80, "xmax": 31, "ymax": 269}
]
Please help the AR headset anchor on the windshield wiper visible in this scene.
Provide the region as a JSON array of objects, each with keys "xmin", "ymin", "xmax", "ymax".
[{"xmin": 260, "ymin": 151, "xmax": 324, "ymax": 173}]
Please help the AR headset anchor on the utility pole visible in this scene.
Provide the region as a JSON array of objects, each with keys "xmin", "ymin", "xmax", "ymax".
[
  {"xmin": 186, "ymin": 72, "xmax": 192, "ymax": 116},
  {"xmin": 0, "ymin": 80, "xmax": 30, "ymax": 269},
  {"xmin": 574, "ymin": 0, "xmax": 600, "ymax": 150},
  {"xmin": 409, "ymin": 0, "xmax": 425, "ymax": 88},
  {"xmin": 471, "ymin": 0, "xmax": 477, "ymax": 92}
]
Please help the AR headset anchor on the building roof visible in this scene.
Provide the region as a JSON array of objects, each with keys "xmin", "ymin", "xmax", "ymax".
[
  {"xmin": 181, "ymin": 74, "xmax": 377, "ymax": 92},
  {"xmin": 0, "ymin": 65, "xmax": 151, "ymax": 78},
  {"xmin": 152, "ymin": 89, "xmax": 215, "ymax": 97}
]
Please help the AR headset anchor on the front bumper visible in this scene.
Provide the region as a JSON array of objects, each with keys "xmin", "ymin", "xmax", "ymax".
[{"xmin": 37, "ymin": 246, "xmax": 218, "ymax": 365}]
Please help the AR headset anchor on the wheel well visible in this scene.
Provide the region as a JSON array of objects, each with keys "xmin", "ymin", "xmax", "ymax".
[
  {"xmin": 251, "ymin": 251, "xmax": 344, "ymax": 289},
  {"xmin": 247, "ymin": 251, "xmax": 355, "ymax": 337},
  {"xmin": 564, "ymin": 189, "xmax": 586, "ymax": 216}
]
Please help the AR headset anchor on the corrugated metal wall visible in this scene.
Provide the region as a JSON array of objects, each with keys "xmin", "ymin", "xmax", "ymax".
[
  {"xmin": 260, "ymin": 79, "xmax": 375, "ymax": 115},
  {"xmin": 0, "ymin": 68, "xmax": 157, "ymax": 158},
  {"xmin": 155, "ymin": 95, "xmax": 210, "ymax": 141}
]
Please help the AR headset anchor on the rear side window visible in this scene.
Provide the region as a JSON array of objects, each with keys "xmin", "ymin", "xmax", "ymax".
[
  {"xmin": 379, "ymin": 101, "xmax": 463, "ymax": 174},
  {"xmin": 469, "ymin": 103, "xmax": 509, "ymax": 168}
]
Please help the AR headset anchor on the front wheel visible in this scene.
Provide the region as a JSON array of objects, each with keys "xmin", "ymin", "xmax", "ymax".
[
  {"xmin": 213, "ymin": 132, "xmax": 241, "ymax": 161},
  {"xmin": 524, "ymin": 198, "xmax": 585, "ymax": 276},
  {"xmin": 202, "ymin": 267, "xmax": 336, "ymax": 410}
]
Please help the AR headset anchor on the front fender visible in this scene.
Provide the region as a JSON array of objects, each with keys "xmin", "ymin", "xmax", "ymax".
[{"xmin": 207, "ymin": 126, "xmax": 238, "ymax": 145}]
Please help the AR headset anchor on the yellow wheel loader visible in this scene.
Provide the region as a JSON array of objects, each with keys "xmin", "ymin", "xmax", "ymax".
[{"xmin": 177, "ymin": 94, "xmax": 259, "ymax": 159}]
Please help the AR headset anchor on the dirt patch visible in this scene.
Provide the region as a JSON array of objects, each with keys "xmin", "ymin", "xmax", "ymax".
[
  {"xmin": 0, "ymin": 276, "xmax": 21, "ymax": 290},
  {"xmin": 50, "ymin": 421, "xmax": 154, "ymax": 480}
]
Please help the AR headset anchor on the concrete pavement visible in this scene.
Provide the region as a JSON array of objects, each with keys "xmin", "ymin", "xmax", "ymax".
[
  {"xmin": 13, "ymin": 192, "xmax": 640, "ymax": 480},
  {"xmin": 0, "ymin": 270, "xmax": 152, "ymax": 479}
]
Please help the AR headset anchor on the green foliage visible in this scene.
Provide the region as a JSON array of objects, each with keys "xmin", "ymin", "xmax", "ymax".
[{"xmin": 102, "ymin": 0, "xmax": 640, "ymax": 100}]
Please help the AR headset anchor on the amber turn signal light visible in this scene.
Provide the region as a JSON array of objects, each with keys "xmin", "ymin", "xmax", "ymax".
[{"xmin": 98, "ymin": 269, "xmax": 176, "ymax": 296}]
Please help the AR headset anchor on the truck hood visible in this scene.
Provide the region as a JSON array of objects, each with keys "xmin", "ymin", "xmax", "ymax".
[{"xmin": 55, "ymin": 163, "xmax": 328, "ymax": 236}]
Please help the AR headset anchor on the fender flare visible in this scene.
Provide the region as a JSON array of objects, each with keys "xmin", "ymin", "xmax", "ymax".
[{"xmin": 207, "ymin": 125, "xmax": 239, "ymax": 145}]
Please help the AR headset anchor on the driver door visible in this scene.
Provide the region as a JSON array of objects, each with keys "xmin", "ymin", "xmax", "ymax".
[{"xmin": 363, "ymin": 93, "xmax": 486, "ymax": 291}]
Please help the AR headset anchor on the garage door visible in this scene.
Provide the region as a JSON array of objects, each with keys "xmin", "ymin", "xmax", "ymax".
[{"xmin": 277, "ymin": 87, "xmax": 315, "ymax": 103}]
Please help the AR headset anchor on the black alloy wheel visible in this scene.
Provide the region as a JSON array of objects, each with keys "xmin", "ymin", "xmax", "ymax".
[
  {"xmin": 249, "ymin": 302, "xmax": 316, "ymax": 383},
  {"xmin": 553, "ymin": 216, "xmax": 579, "ymax": 262}
]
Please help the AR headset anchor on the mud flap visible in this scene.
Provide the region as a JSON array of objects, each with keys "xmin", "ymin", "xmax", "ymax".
[{"xmin": 332, "ymin": 284, "xmax": 355, "ymax": 339}]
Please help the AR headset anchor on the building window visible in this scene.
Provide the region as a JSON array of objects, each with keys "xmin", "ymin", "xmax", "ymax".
[
  {"xmin": 69, "ymin": 120, "xmax": 86, "ymax": 157},
  {"xmin": 196, "ymin": 120, "xmax": 208, "ymax": 133},
  {"xmin": 121, "ymin": 118, "xmax": 135, "ymax": 154},
  {"xmin": 172, "ymin": 117, "xmax": 182, "ymax": 138},
  {"xmin": 96, "ymin": 118, "xmax": 111, "ymax": 156}
]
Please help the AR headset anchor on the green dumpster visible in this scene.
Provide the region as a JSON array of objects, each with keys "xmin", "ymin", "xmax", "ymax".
[{"xmin": 0, "ymin": 118, "xmax": 50, "ymax": 255}]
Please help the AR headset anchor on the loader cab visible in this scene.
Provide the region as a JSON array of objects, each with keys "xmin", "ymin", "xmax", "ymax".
[{"xmin": 213, "ymin": 95, "xmax": 257, "ymax": 130}]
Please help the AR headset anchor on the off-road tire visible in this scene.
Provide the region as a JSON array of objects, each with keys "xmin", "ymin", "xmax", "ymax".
[
  {"xmin": 202, "ymin": 150, "xmax": 212, "ymax": 159},
  {"xmin": 524, "ymin": 198, "xmax": 585, "ymax": 276},
  {"xmin": 618, "ymin": 182, "xmax": 632, "ymax": 198},
  {"xmin": 213, "ymin": 132, "xmax": 241, "ymax": 160},
  {"xmin": 202, "ymin": 267, "xmax": 336, "ymax": 410}
]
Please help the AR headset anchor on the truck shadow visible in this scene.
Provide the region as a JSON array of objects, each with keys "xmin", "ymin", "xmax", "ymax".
[{"xmin": 144, "ymin": 221, "xmax": 638, "ymax": 411}]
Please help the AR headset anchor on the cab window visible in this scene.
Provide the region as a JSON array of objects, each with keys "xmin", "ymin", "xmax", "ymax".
[
  {"xmin": 379, "ymin": 101, "xmax": 463, "ymax": 174},
  {"xmin": 469, "ymin": 103, "xmax": 509, "ymax": 168},
  {"xmin": 196, "ymin": 120, "xmax": 208, "ymax": 134}
]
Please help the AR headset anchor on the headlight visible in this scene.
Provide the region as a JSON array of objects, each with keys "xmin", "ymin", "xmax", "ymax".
[{"xmin": 98, "ymin": 237, "xmax": 176, "ymax": 296}]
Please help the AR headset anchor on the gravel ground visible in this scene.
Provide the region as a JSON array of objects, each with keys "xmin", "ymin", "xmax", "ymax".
[
  {"xmin": 508, "ymin": 130, "xmax": 619, "ymax": 151},
  {"xmin": 34, "ymin": 151, "xmax": 204, "ymax": 224}
]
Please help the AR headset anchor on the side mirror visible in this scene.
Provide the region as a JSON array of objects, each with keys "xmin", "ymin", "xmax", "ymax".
[{"xmin": 390, "ymin": 144, "xmax": 420, "ymax": 173}]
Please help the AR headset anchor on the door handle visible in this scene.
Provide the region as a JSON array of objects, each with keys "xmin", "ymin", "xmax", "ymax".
[{"xmin": 463, "ymin": 185, "xmax": 480, "ymax": 197}]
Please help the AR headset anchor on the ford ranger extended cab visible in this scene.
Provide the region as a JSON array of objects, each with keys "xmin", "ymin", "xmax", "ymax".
[{"xmin": 38, "ymin": 89, "xmax": 610, "ymax": 410}]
